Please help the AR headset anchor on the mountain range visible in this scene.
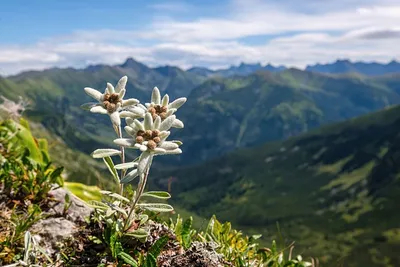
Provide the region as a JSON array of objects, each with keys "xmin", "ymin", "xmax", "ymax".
[
  {"xmin": 1, "ymin": 57, "xmax": 400, "ymax": 266},
  {"xmin": 2, "ymin": 58, "xmax": 400, "ymax": 168},
  {"xmin": 186, "ymin": 59, "xmax": 400, "ymax": 78},
  {"xmin": 306, "ymin": 59, "xmax": 400, "ymax": 76},
  {"xmin": 187, "ymin": 62, "xmax": 286, "ymax": 77}
]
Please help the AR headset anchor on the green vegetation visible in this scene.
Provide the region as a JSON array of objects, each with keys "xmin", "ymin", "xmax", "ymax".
[
  {"xmin": 0, "ymin": 119, "xmax": 64, "ymax": 265},
  {"xmin": 0, "ymin": 78, "xmax": 314, "ymax": 266},
  {"xmin": 154, "ymin": 104, "xmax": 400, "ymax": 266}
]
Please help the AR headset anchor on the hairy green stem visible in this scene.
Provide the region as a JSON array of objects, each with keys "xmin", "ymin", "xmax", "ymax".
[
  {"xmin": 124, "ymin": 167, "xmax": 149, "ymax": 232},
  {"xmin": 114, "ymin": 124, "xmax": 126, "ymax": 196}
]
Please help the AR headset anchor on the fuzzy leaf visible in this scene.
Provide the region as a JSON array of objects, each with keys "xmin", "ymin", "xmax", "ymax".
[
  {"xmin": 120, "ymin": 169, "xmax": 139, "ymax": 184},
  {"xmin": 114, "ymin": 162, "xmax": 138, "ymax": 170},
  {"xmin": 137, "ymin": 203, "xmax": 174, "ymax": 213},
  {"xmin": 138, "ymin": 152, "xmax": 153, "ymax": 175},
  {"xmin": 119, "ymin": 88, "xmax": 126, "ymax": 99},
  {"xmin": 154, "ymin": 116, "xmax": 161, "ymax": 129},
  {"xmin": 161, "ymin": 94, "xmax": 169, "ymax": 106},
  {"xmin": 151, "ymin": 87, "xmax": 161, "ymax": 104},
  {"xmin": 109, "ymin": 204, "xmax": 128, "ymax": 217},
  {"xmin": 133, "ymin": 119, "xmax": 144, "ymax": 131},
  {"xmin": 109, "ymin": 111, "xmax": 121, "ymax": 126},
  {"xmin": 100, "ymin": 191, "xmax": 130, "ymax": 203},
  {"xmin": 103, "ymin": 156, "xmax": 120, "ymax": 184},
  {"xmin": 125, "ymin": 228, "xmax": 148, "ymax": 239},
  {"xmin": 116, "ymin": 76, "xmax": 128, "ymax": 93},
  {"xmin": 172, "ymin": 119, "xmax": 184, "ymax": 128},
  {"xmin": 139, "ymin": 214, "xmax": 149, "ymax": 224},
  {"xmin": 90, "ymin": 106, "xmax": 108, "ymax": 114},
  {"xmin": 24, "ymin": 231, "xmax": 31, "ymax": 262},
  {"xmin": 168, "ymin": 97, "xmax": 186, "ymax": 109},
  {"xmin": 172, "ymin": 140, "xmax": 183, "ymax": 146},
  {"xmin": 107, "ymin": 82, "xmax": 115, "ymax": 94},
  {"xmin": 114, "ymin": 138, "xmax": 135, "ymax": 147},
  {"xmin": 92, "ymin": 149, "xmax": 121, "ymax": 158},
  {"xmin": 84, "ymin": 87, "xmax": 103, "ymax": 101},
  {"xmin": 122, "ymin": 98, "xmax": 140, "ymax": 107},
  {"xmin": 159, "ymin": 115, "xmax": 176, "ymax": 131},
  {"xmin": 142, "ymin": 191, "xmax": 171, "ymax": 199},
  {"xmin": 88, "ymin": 200, "xmax": 108, "ymax": 210},
  {"xmin": 144, "ymin": 112, "xmax": 153, "ymax": 130}
]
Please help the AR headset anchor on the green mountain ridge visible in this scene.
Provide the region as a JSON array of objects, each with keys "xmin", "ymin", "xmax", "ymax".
[
  {"xmin": 2, "ymin": 60, "xmax": 400, "ymax": 175},
  {"xmin": 153, "ymin": 104, "xmax": 400, "ymax": 266},
  {"xmin": 169, "ymin": 69, "xmax": 400, "ymax": 164}
]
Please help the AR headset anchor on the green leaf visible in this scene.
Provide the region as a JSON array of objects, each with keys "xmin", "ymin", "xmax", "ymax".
[
  {"xmin": 50, "ymin": 167, "xmax": 64, "ymax": 181},
  {"xmin": 120, "ymin": 169, "xmax": 139, "ymax": 184},
  {"xmin": 119, "ymin": 252, "xmax": 138, "ymax": 266},
  {"xmin": 182, "ymin": 217, "xmax": 193, "ymax": 249},
  {"xmin": 144, "ymin": 253, "xmax": 157, "ymax": 267},
  {"xmin": 109, "ymin": 204, "xmax": 128, "ymax": 217},
  {"xmin": 100, "ymin": 191, "xmax": 130, "ymax": 203},
  {"xmin": 149, "ymin": 235, "xmax": 169, "ymax": 258},
  {"xmin": 64, "ymin": 193, "xmax": 70, "ymax": 203},
  {"xmin": 139, "ymin": 214, "xmax": 149, "ymax": 224},
  {"xmin": 87, "ymin": 200, "xmax": 109, "ymax": 210},
  {"xmin": 125, "ymin": 228, "xmax": 148, "ymax": 239},
  {"xmin": 92, "ymin": 149, "xmax": 121, "ymax": 158},
  {"xmin": 103, "ymin": 156, "xmax": 120, "ymax": 184},
  {"xmin": 142, "ymin": 191, "xmax": 171, "ymax": 199},
  {"xmin": 137, "ymin": 203, "xmax": 174, "ymax": 213},
  {"xmin": 64, "ymin": 182, "xmax": 101, "ymax": 202}
]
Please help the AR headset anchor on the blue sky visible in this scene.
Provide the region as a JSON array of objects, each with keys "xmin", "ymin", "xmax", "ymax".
[{"xmin": 0, "ymin": 0, "xmax": 399, "ymax": 75}]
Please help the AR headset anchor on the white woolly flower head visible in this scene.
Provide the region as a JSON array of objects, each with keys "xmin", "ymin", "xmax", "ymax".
[
  {"xmin": 81, "ymin": 76, "xmax": 139, "ymax": 126},
  {"xmin": 120, "ymin": 86, "xmax": 186, "ymax": 129},
  {"xmin": 114, "ymin": 112, "xmax": 182, "ymax": 175}
]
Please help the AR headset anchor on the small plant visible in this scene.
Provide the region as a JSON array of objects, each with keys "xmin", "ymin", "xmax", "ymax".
[
  {"xmin": 2, "ymin": 231, "xmax": 52, "ymax": 267},
  {"xmin": 197, "ymin": 216, "xmax": 315, "ymax": 267},
  {"xmin": 0, "ymin": 119, "xmax": 64, "ymax": 265},
  {"xmin": 169, "ymin": 215, "xmax": 197, "ymax": 249},
  {"xmin": 81, "ymin": 76, "xmax": 186, "ymax": 265}
]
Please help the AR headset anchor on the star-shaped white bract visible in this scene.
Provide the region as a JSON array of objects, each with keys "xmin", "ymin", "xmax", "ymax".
[
  {"xmin": 82, "ymin": 76, "xmax": 139, "ymax": 127},
  {"xmin": 120, "ymin": 87, "xmax": 186, "ymax": 129},
  {"xmin": 113, "ymin": 112, "xmax": 182, "ymax": 175}
]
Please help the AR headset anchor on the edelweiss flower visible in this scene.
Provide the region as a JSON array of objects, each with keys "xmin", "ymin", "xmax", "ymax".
[
  {"xmin": 114, "ymin": 112, "xmax": 182, "ymax": 175},
  {"xmin": 120, "ymin": 87, "xmax": 186, "ymax": 128},
  {"xmin": 81, "ymin": 76, "xmax": 139, "ymax": 126}
]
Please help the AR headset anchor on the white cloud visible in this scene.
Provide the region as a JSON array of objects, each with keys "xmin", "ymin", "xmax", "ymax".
[{"xmin": 0, "ymin": 0, "xmax": 399, "ymax": 75}]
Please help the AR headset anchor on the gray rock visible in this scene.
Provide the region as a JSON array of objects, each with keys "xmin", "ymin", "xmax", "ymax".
[
  {"xmin": 30, "ymin": 217, "xmax": 78, "ymax": 255},
  {"xmin": 159, "ymin": 241, "xmax": 229, "ymax": 267},
  {"xmin": 45, "ymin": 187, "xmax": 92, "ymax": 221},
  {"xmin": 29, "ymin": 187, "xmax": 93, "ymax": 256}
]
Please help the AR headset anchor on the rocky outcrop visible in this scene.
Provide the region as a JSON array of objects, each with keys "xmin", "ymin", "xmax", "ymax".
[{"xmin": 30, "ymin": 187, "xmax": 92, "ymax": 255}]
